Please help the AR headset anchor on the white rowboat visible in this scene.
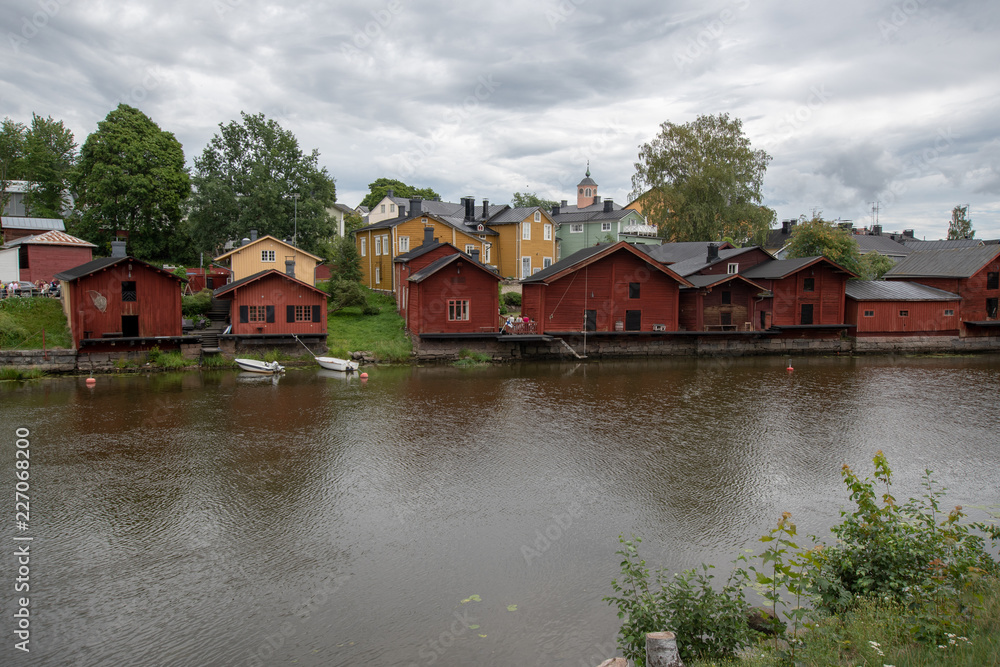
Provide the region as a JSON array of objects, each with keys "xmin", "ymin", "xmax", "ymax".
[
  {"xmin": 234, "ymin": 358, "xmax": 285, "ymax": 374},
  {"xmin": 315, "ymin": 356, "xmax": 359, "ymax": 373}
]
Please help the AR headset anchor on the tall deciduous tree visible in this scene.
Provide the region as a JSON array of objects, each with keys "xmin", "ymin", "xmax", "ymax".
[
  {"xmin": 23, "ymin": 114, "xmax": 77, "ymax": 218},
  {"xmin": 511, "ymin": 192, "xmax": 558, "ymax": 209},
  {"xmin": 75, "ymin": 105, "xmax": 190, "ymax": 260},
  {"xmin": 188, "ymin": 112, "xmax": 337, "ymax": 254},
  {"xmin": 632, "ymin": 113, "xmax": 775, "ymax": 245},
  {"xmin": 946, "ymin": 205, "xmax": 974, "ymax": 240},
  {"xmin": 785, "ymin": 215, "xmax": 862, "ymax": 275},
  {"xmin": 0, "ymin": 118, "xmax": 27, "ymax": 212},
  {"xmin": 359, "ymin": 178, "xmax": 439, "ymax": 210}
]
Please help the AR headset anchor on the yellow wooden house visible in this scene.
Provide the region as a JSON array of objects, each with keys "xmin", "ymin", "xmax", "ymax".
[
  {"xmin": 483, "ymin": 206, "xmax": 558, "ymax": 279},
  {"xmin": 356, "ymin": 211, "xmax": 496, "ymax": 291},
  {"xmin": 214, "ymin": 235, "xmax": 323, "ymax": 286}
]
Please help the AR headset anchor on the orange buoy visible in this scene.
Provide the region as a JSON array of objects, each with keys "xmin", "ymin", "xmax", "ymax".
[
  {"xmin": 85, "ymin": 377, "xmax": 97, "ymax": 385},
  {"xmin": 359, "ymin": 372, "xmax": 368, "ymax": 379},
  {"xmin": 786, "ymin": 358, "xmax": 794, "ymax": 372}
]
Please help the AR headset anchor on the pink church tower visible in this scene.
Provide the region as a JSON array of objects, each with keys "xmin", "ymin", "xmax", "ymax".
[{"xmin": 577, "ymin": 162, "xmax": 598, "ymax": 209}]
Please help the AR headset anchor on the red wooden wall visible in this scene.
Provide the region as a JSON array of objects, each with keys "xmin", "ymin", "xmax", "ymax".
[
  {"xmin": 67, "ymin": 262, "xmax": 182, "ymax": 348},
  {"xmin": 679, "ymin": 280, "xmax": 762, "ymax": 331},
  {"xmin": 408, "ymin": 261, "xmax": 498, "ymax": 334},
  {"xmin": 697, "ymin": 248, "xmax": 772, "ymax": 276},
  {"xmin": 767, "ymin": 263, "xmax": 847, "ymax": 326},
  {"xmin": 21, "ymin": 245, "xmax": 93, "ymax": 283},
  {"xmin": 845, "ymin": 299, "xmax": 961, "ymax": 335},
  {"xmin": 223, "ymin": 272, "xmax": 327, "ymax": 335},
  {"xmin": 887, "ymin": 254, "xmax": 1000, "ymax": 333},
  {"xmin": 395, "ymin": 245, "xmax": 458, "ymax": 323},
  {"xmin": 523, "ymin": 251, "xmax": 681, "ymax": 332}
]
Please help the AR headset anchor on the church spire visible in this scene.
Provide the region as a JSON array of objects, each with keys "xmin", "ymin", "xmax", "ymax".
[{"xmin": 577, "ymin": 162, "xmax": 598, "ymax": 208}]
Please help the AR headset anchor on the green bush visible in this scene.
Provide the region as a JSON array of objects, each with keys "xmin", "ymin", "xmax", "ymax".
[
  {"xmin": 605, "ymin": 536, "xmax": 753, "ymax": 666},
  {"xmin": 182, "ymin": 289, "xmax": 213, "ymax": 317},
  {"xmin": 502, "ymin": 291, "xmax": 522, "ymax": 308}
]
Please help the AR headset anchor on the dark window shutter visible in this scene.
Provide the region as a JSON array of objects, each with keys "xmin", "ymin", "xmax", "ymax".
[
  {"xmin": 287, "ymin": 305, "xmax": 295, "ymax": 323},
  {"xmin": 239, "ymin": 305, "xmax": 248, "ymax": 323},
  {"xmin": 266, "ymin": 305, "xmax": 275, "ymax": 323},
  {"xmin": 312, "ymin": 305, "xmax": 321, "ymax": 322}
]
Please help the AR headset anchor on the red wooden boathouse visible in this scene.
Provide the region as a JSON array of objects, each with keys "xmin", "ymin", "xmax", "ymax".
[
  {"xmin": 7, "ymin": 230, "xmax": 96, "ymax": 284},
  {"xmin": 54, "ymin": 256, "xmax": 186, "ymax": 351},
  {"xmin": 213, "ymin": 269, "xmax": 328, "ymax": 336},
  {"xmin": 521, "ymin": 242, "xmax": 691, "ymax": 332},
  {"xmin": 403, "ymin": 246, "xmax": 499, "ymax": 334},
  {"xmin": 846, "ymin": 281, "xmax": 961, "ymax": 335}
]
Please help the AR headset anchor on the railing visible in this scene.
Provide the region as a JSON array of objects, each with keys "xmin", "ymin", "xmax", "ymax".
[{"xmin": 500, "ymin": 318, "xmax": 538, "ymax": 335}]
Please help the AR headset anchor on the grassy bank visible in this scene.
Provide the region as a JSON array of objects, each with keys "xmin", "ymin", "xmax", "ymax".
[
  {"xmin": 0, "ymin": 297, "xmax": 72, "ymax": 349},
  {"xmin": 608, "ymin": 452, "xmax": 1000, "ymax": 667},
  {"xmin": 324, "ymin": 288, "xmax": 411, "ymax": 362}
]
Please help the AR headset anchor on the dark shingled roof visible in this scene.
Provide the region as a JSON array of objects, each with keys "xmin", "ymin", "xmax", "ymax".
[
  {"xmin": 855, "ymin": 235, "xmax": 912, "ymax": 256},
  {"xmin": 644, "ymin": 242, "xmax": 736, "ymax": 264},
  {"xmin": 520, "ymin": 242, "xmax": 689, "ymax": 286},
  {"xmin": 665, "ymin": 247, "xmax": 767, "ymax": 277},
  {"xmin": 393, "ymin": 240, "xmax": 452, "ymax": 263},
  {"xmin": 487, "ymin": 206, "xmax": 544, "ymax": 224},
  {"xmin": 883, "ymin": 246, "xmax": 1000, "ymax": 279},
  {"xmin": 901, "ymin": 238, "xmax": 984, "ymax": 250},
  {"xmin": 741, "ymin": 256, "xmax": 857, "ymax": 279},
  {"xmin": 407, "ymin": 252, "xmax": 498, "ymax": 284},
  {"xmin": 54, "ymin": 256, "xmax": 184, "ymax": 282},
  {"xmin": 846, "ymin": 280, "xmax": 959, "ymax": 301},
  {"xmin": 683, "ymin": 273, "xmax": 768, "ymax": 291},
  {"xmin": 213, "ymin": 269, "xmax": 327, "ymax": 297}
]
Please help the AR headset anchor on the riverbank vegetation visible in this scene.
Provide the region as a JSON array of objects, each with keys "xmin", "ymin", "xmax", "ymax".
[
  {"xmin": 323, "ymin": 286, "xmax": 411, "ymax": 363},
  {"xmin": 0, "ymin": 297, "xmax": 72, "ymax": 349},
  {"xmin": 606, "ymin": 452, "xmax": 1000, "ymax": 666}
]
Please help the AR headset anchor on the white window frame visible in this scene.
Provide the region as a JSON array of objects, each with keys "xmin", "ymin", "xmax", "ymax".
[
  {"xmin": 448, "ymin": 299, "xmax": 470, "ymax": 321},
  {"xmin": 390, "ymin": 203, "xmax": 395, "ymax": 213},
  {"xmin": 383, "ymin": 235, "xmax": 389, "ymax": 255},
  {"xmin": 601, "ymin": 222, "xmax": 612, "ymax": 232},
  {"xmin": 360, "ymin": 238, "xmax": 366, "ymax": 256},
  {"xmin": 534, "ymin": 211, "xmax": 541, "ymax": 222},
  {"xmin": 398, "ymin": 236, "xmax": 410, "ymax": 253},
  {"xmin": 543, "ymin": 257, "xmax": 552, "ymax": 268},
  {"xmin": 484, "ymin": 243, "xmax": 492, "ymax": 264},
  {"xmin": 944, "ymin": 309, "xmax": 955, "ymax": 316},
  {"xmin": 374, "ymin": 236, "xmax": 382, "ymax": 256},
  {"xmin": 261, "ymin": 250, "xmax": 275, "ymax": 262},
  {"xmin": 465, "ymin": 244, "xmax": 476, "ymax": 255},
  {"xmin": 380, "ymin": 204, "xmax": 385, "ymax": 213},
  {"xmin": 521, "ymin": 257, "xmax": 531, "ymax": 279},
  {"xmin": 374, "ymin": 266, "xmax": 381, "ymax": 283},
  {"xmin": 522, "ymin": 222, "xmax": 531, "ymax": 240},
  {"xmin": 727, "ymin": 263, "xmax": 739, "ymax": 274},
  {"xmin": 544, "ymin": 223, "xmax": 552, "ymax": 240},
  {"xmin": 570, "ymin": 224, "xmax": 584, "ymax": 233}
]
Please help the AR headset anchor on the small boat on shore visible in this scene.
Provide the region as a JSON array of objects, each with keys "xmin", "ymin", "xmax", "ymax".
[
  {"xmin": 315, "ymin": 356, "xmax": 359, "ymax": 373},
  {"xmin": 235, "ymin": 358, "xmax": 285, "ymax": 374}
]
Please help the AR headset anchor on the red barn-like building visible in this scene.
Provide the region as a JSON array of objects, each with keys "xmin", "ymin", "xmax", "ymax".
[
  {"xmin": 55, "ymin": 256, "xmax": 186, "ymax": 351},
  {"xmin": 213, "ymin": 269, "xmax": 328, "ymax": 336},
  {"xmin": 742, "ymin": 256, "xmax": 856, "ymax": 328},
  {"xmin": 846, "ymin": 281, "xmax": 961, "ymax": 335},
  {"xmin": 394, "ymin": 235, "xmax": 473, "ymax": 326},
  {"xmin": 884, "ymin": 246, "xmax": 1000, "ymax": 336},
  {"xmin": 7, "ymin": 230, "xmax": 95, "ymax": 284},
  {"xmin": 401, "ymin": 245, "xmax": 499, "ymax": 335},
  {"xmin": 521, "ymin": 242, "xmax": 691, "ymax": 332}
]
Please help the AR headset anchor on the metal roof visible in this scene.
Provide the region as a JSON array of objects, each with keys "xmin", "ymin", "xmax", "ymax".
[
  {"xmin": 846, "ymin": 280, "xmax": 959, "ymax": 301},
  {"xmin": 4, "ymin": 230, "xmax": 95, "ymax": 247},
  {"xmin": 664, "ymin": 247, "xmax": 764, "ymax": 277},
  {"xmin": 520, "ymin": 242, "xmax": 689, "ymax": 287},
  {"xmin": 883, "ymin": 245, "xmax": 1000, "ymax": 278},
  {"xmin": 854, "ymin": 235, "xmax": 912, "ymax": 256},
  {"xmin": 644, "ymin": 242, "xmax": 735, "ymax": 264},
  {"xmin": 741, "ymin": 256, "xmax": 827, "ymax": 279},
  {"xmin": 213, "ymin": 268, "xmax": 327, "ymax": 297},
  {"xmin": 901, "ymin": 238, "xmax": 984, "ymax": 250},
  {"xmin": 54, "ymin": 256, "xmax": 184, "ymax": 283},
  {"xmin": 407, "ymin": 252, "xmax": 498, "ymax": 283},
  {"xmin": 683, "ymin": 273, "xmax": 768, "ymax": 291},
  {"xmin": 1, "ymin": 216, "xmax": 65, "ymax": 231}
]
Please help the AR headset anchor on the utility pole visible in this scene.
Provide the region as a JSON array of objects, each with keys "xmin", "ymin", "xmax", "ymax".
[{"xmin": 291, "ymin": 193, "xmax": 300, "ymax": 246}]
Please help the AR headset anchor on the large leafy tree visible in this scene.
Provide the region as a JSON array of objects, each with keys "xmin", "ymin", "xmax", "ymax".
[
  {"xmin": 188, "ymin": 112, "xmax": 337, "ymax": 255},
  {"xmin": 511, "ymin": 192, "xmax": 557, "ymax": 209},
  {"xmin": 946, "ymin": 205, "xmax": 974, "ymax": 240},
  {"xmin": 785, "ymin": 215, "xmax": 862, "ymax": 275},
  {"xmin": 359, "ymin": 177, "xmax": 438, "ymax": 210},
  {"xmin": 632, "ymin": 113, "xmax": 775, "ymax": 245},
  {"xmin": 0, "ymin": 115, "xmax": 77, "ymax": 218},
  {"xmin": 74, "ymin": 105, "xmax": 190, "ymax": 260}
]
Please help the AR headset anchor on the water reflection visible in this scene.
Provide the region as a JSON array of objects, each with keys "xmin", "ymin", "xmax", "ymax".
[{"xmin": 1, "ymin": 355, "xmax": 998, "ymax": 666}]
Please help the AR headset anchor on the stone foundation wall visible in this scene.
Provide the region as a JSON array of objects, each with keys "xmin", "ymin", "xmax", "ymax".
[
  {"xmin": 217, "ymin": 338, "xmax": 325, "ymax": 357},
  {"xmin": 0, "ymin": 349, "xmax": 78, "ymax": 372},
  {"xmin": 414, "ymin": 332, "xmax": 997, "ymax": 361}
]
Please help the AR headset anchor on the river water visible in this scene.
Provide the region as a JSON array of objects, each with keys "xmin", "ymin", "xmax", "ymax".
[{"xmin": 2, "ymin": 355, "xmax": 999, "ymax": 666}]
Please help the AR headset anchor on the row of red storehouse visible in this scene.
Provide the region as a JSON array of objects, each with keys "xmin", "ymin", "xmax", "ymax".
[
  {"xmin": 393, "ymin": 238, "xmax": 1000, "ymax": 339},
  {"xmin": 44, "ymin": 238, "xmax": 1000, "ymax": 351}
]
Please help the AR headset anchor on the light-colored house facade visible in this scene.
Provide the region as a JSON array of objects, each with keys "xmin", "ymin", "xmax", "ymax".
[{"xmin": 213, "ymin": 235, "xmax": 323, "ymax": 286}]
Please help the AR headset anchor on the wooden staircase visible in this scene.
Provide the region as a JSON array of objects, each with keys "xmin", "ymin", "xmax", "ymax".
[{"xmin": 199, "ymin": 297, "xmax": 231, "ymax": 353}]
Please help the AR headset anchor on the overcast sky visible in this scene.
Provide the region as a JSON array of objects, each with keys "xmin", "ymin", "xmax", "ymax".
[{"xmin": 3, "ymin": 0, "xmax": 999, "ymax": 240}]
